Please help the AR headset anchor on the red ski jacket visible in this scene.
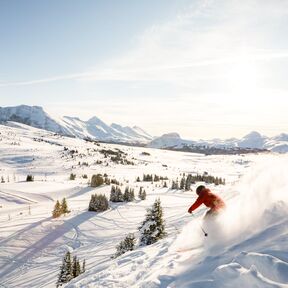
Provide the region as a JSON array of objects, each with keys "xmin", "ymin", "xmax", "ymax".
[{"xmin": 188, "ymin": 188, "xmax": 225, "ymax": 213}]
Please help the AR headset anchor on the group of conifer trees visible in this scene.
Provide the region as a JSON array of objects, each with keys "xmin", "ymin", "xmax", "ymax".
[
  {"xmin": 110, "ymin": 185, "xmax": 146, "ymax": 202},
  {"xmin": 109, "ymin": 185, "xmax": 124, "ymax": 202},
  {"xmin": 56, "ymin": 251, "xmax": 85, "ymax": 287},
  {"xmin": 52, "ymin": 198, "xmax": 70, "ymax": 218},
  {"xmin": 141, "ymin": 174, "xmax": 168, "ymax": 182},
  {"xmin": 55, "ymin": 174, "xmax": 167, "ymax": 283},
  {"xmin": 171, "ymin": 173, "xmax": 225, "ymax": 190},
  {"xmin": 88, "ymin": 194, "xmax": 109, "ymax": 212},
  {"xmin": 113, "ymin": 198, "xmax": 166, "ymax": 258}
]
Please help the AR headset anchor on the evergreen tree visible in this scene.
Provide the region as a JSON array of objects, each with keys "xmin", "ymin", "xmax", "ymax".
[
  {"xmin": 82, "ymin": 259, "xmax": 86, "ymax": 274},
  {"xmin": 185, "ymin": 174, "xmax": 193, "ymax": 190},
  {"xmin": 171, "ymin": 180, "xmax": 179, "ymax": 190},
  {"xmin": 139, "ymin": 198, "xmax": 166, "ymax": 246},
  {"xmin": 52, "ymin": 200, "xmax": 62, "ymax": 218},
  {"xmin": 69, "ymin": 173, "xmax": 76, "ymax": 180},
  {"xmin": 90, "ymin": 174, "xmax": 104, "ymax": 187},
  {"xmin": 26, "ymin": 174, "xmax": 34, "ymax": 182},
  {"xmin": 56, "ymin": 251, "xmax": 72, "ymax": 287},
  {"xmin": 180, "ymin": 177, "xmax": 185, "ymax": 190},
  {"xmin": 72, "ymin": 256, "xmax": 81, "ymax": 278},
  {"xmin": 88, "ymin": 194, "xmax": 109, "ymax": 212},
  {"xmin": 143, "ymin": 174, "xmax": 153, "ymax": 182},
  {"xmin": 61, "ymin": 198, "xmax": 70, "ymax": 214},
  {"xmin": 123, "ymin": 187, "xmax": 135, "ymax": 202},
  {"xmin": 110, "ymin": 185, "xmax": 124, "ymax": 202},
  {"xmin": 138, "ymin": 187, "xmax": 146, "ymax": 200},
  {"xmin": 114, "ymin": 233, "xmax": 136, "ymax": 258},
  {"xmin": 153, "ymin": 175, "xmax": 160, "ymax": 182}
]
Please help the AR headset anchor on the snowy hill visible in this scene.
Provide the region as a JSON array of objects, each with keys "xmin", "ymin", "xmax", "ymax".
[
  {"xmin": 0, "ymin": 105, "xmax": 152, "ymax": 143},
  {"xmin": 149, "ymin": 131, "xmax": 288, "ymax": 153},
  {"xmin": 0, "ymin": 123, "xmax": 287, "ymax": 287}
]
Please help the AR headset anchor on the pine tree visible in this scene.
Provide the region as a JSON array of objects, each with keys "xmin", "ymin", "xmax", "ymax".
[
  {"xmin": 110, "ymin": 185, "xmax": 116, "ymax": 201},
  {"xmin": 171, "ymin": 180, "xmax": 179, "ymax": 190},
  {"xmin": 72, "ymin": 256, "xmax": 81, "ymax": 278},
  {"xmin": 82, "ymin": 259, "xmax": 86, "ymax": 273},
  {"xmin": 153, "ymin": 175, "xmax": 160, "ymax": 182},
  {"xmin": 180, "ymin": 177, "xmax": 185, "ymax": 190},
  {"xmin": 138, "ymin": 187, "xmax": 146, "ymax": 200},
  {"xmin": 185, "ymin": 174, "xmax": 193, "ymax": 190},
  {"xmin": 61, "ymin": 198, "xmax": 70, "ymax": 214},
  {"xmin": 56, "ymin": 251, "xmax": 72, "ymax": 287},
  {"xmin": 88, "ymin": 194, "xmax": 109, "ymax": 212},
  {"xmin": 114, "ymin": 233, "xmax": 136, "ymax": 258},
  {"xmin": 26, "ymin": 174, "xmax": 34, "ymax": 182},
  {"xmin": 69, "ymin": 173, "xmax": 76, "ymax": 180},
  {"xmin": 130, "ymin": 188, "xmax": 135, "ymax": 201},
  {"xmin": 139, "ymin": 198, "xmax": 166, "ymax": 246},
  {"xmin": 52, "ymin": 200, "xmax": 62, "ymax": 218},
  {"xmin": 110, "ymin": 185, "xmax": 124, "ymax": 202},
  {"xmin": 123, "ymin": 187, "xmax": 135, "ymax": 202},
  {"xmin": 90, "ymin": 174, "xmax": 104, "ymax": 187}
]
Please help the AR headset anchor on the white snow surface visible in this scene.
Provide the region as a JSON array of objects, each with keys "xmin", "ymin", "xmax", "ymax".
[{"xmin": 0, "ymin": 123, "xmax": 287, "ymax": 288}]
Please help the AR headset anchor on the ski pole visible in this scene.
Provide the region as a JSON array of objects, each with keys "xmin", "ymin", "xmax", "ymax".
[{"xmin": 191, "ymin": 213, "xmax": 208, "ymax": 237}]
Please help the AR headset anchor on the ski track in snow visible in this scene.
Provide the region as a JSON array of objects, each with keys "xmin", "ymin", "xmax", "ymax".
[{"xmin": 0, "ymin": 123, "xmax": 287, "ymax": 288}]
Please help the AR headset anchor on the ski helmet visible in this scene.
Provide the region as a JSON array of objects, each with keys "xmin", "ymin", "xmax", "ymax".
[{"xmin": 196, "ymin": 185, "xmax": 205, "ymax": 195}]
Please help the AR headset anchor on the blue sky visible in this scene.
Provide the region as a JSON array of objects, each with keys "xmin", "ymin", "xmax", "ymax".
[{"xmin": 1, "ymin": 0, "xmax": 288, "ymax": 139}]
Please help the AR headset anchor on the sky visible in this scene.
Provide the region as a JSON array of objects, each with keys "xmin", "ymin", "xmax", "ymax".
[{"xmin": 0, "ymin": 0, "xmax": 288, "ymax": 140}]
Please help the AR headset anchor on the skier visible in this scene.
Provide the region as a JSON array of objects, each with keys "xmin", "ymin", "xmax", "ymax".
[{"xmin": 188, "ymin": 185, "xmax": 225, "ymax": 219}]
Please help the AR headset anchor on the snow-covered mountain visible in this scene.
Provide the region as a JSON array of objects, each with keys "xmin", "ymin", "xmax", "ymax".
[
  {"xmin": 238, "ymin": 131, "xmax": 267, "ymax": 149},
  {"xmin": 148, "ymin": 132, "xmax": 195, "ymax": 148},
  {"xmin": 0, "ymin": 105, "xmax": 70, "ymax": 135},
  {"xmin": 148, "ymin": 131, "xmax": 288, "ymax": 153},
  {"xmin": 1, "ymin": 105, "xmax": 287, "ymax": 152},
  {"xmin": 0, "ymin": 105, "xmax": 152, "ymax": 143}
]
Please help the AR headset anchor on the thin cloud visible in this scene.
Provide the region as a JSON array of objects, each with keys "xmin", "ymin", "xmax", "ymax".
[{"xmin": 1, "ymin": 50, "xmax": 288, "ymax": 87}]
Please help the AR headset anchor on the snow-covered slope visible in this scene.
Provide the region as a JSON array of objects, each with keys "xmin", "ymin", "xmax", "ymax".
[
  {"xmin": 0, "ymin": 105, "xmax": 152, "ymax": 143},
  {"xmin": 0, "ymin": 123, "xmax": 287, "ymax": 288}
]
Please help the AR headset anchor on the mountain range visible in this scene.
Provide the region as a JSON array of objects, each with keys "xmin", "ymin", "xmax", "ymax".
[
  {"xmin": 148, "ymin": 131, "xmax": 288, "ymax": 153},
  {"xmin": 0, "ymin": 105, "xmax": 152, "ymax": 143},
  {"xmin": 0, "ymin": 105, "xmax": 287, "ymax": 153}
]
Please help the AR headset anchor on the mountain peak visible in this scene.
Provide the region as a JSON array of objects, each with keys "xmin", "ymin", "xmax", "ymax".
[
  {"xmin": 161, "ymin": 132, "xmax": 181, "ymax": 139},
  {"xmin": 243, "ymin": 131, "xmax": 263, "ymax": 139},
  {"xmin": 87, "ymin": 116, "xmax": 106, "ymax": 125}
]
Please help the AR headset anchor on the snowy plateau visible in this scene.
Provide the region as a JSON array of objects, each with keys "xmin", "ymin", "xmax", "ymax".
[{"xmin": 0, "ymin": 122, "xmax": 288, "ymax": 288}]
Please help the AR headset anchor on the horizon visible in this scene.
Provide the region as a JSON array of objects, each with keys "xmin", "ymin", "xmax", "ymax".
[
  {"xmin": 1, "ymin": 103, "xmax": 285, "ymax": 141},
  {"xmin": 1, "ymin": 0, "xmax": 288, "ymax": 139}
]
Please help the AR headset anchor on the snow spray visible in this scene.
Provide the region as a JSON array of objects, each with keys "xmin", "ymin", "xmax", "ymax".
[{"xmin": 208, "ymin": 156, "xmax": 288, "ymax": 248}]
